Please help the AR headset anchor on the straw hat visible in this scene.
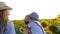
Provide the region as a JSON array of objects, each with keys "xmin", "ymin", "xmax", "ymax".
[{"xmin": 0, "ymin": 2, "xmax": 12, "ymax": 10}]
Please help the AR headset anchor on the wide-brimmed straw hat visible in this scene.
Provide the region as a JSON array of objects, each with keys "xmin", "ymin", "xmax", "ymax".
[{"xmin": 0, "ymin": 2, "xmax": 12, "ymax": 10}]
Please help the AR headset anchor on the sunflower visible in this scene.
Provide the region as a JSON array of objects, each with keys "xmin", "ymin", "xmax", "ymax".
[
  {"xmin": 19, "ymin": 27, "xmax": 24, "ymax": 33},
  {"xmin": 41, "ymin": 22, "xmax": 47, "ymax": 28},
  {"xmin": 47, "ymin": 25, "xmax": 58, "ymax": 34}
]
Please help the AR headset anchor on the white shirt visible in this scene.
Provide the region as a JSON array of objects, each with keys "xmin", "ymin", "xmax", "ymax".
[{"xmin": 28, "ymin": 21, "xmax": 44, "ymax": 34}]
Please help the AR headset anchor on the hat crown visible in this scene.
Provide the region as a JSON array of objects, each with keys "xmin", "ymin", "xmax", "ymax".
[
  {"xmin": 29, "ymin": 12, "xmax": 39, "ymax": 20},
  {"xmin": 0, "ymin": 2, "xmax": 7, "ymax": 7}
]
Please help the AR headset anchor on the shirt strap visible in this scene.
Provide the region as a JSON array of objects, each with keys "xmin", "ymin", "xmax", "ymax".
[{"xmin": 34, "ymin": 22, "xmax": 44, "ymax": 34}]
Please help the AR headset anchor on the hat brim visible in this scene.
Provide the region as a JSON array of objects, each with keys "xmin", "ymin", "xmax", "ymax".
[
  {"xmin": 0, "ymin": 6, "xmax": 12, "ymax": 10},
  {"xmin": 6, "ymin": 7, "xmax": 12, "ymax": 10}
]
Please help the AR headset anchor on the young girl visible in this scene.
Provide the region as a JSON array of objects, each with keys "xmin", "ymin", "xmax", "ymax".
[
  {"xmin": 24, "ymin": 15, "xmax": 32, "ymax": 34},
  {"xmin": 0, "ymin": 2, "xmax": 16, "ymax": 34}
]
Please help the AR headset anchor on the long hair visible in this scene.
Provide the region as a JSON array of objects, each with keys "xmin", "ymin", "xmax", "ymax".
[{"xmin": 0, "ymin": 9, "xmax": 8, "ymax": 33}]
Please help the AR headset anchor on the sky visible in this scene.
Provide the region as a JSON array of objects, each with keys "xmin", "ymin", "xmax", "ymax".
[{"xmin": 0, "ymin": 0, "xmax": 60, "ymax": 20}]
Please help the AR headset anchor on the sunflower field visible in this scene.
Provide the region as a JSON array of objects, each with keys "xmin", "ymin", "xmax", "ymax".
[{"xmin": 11, "ymin": 14, "xmax": 60, "ymax": 34}]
